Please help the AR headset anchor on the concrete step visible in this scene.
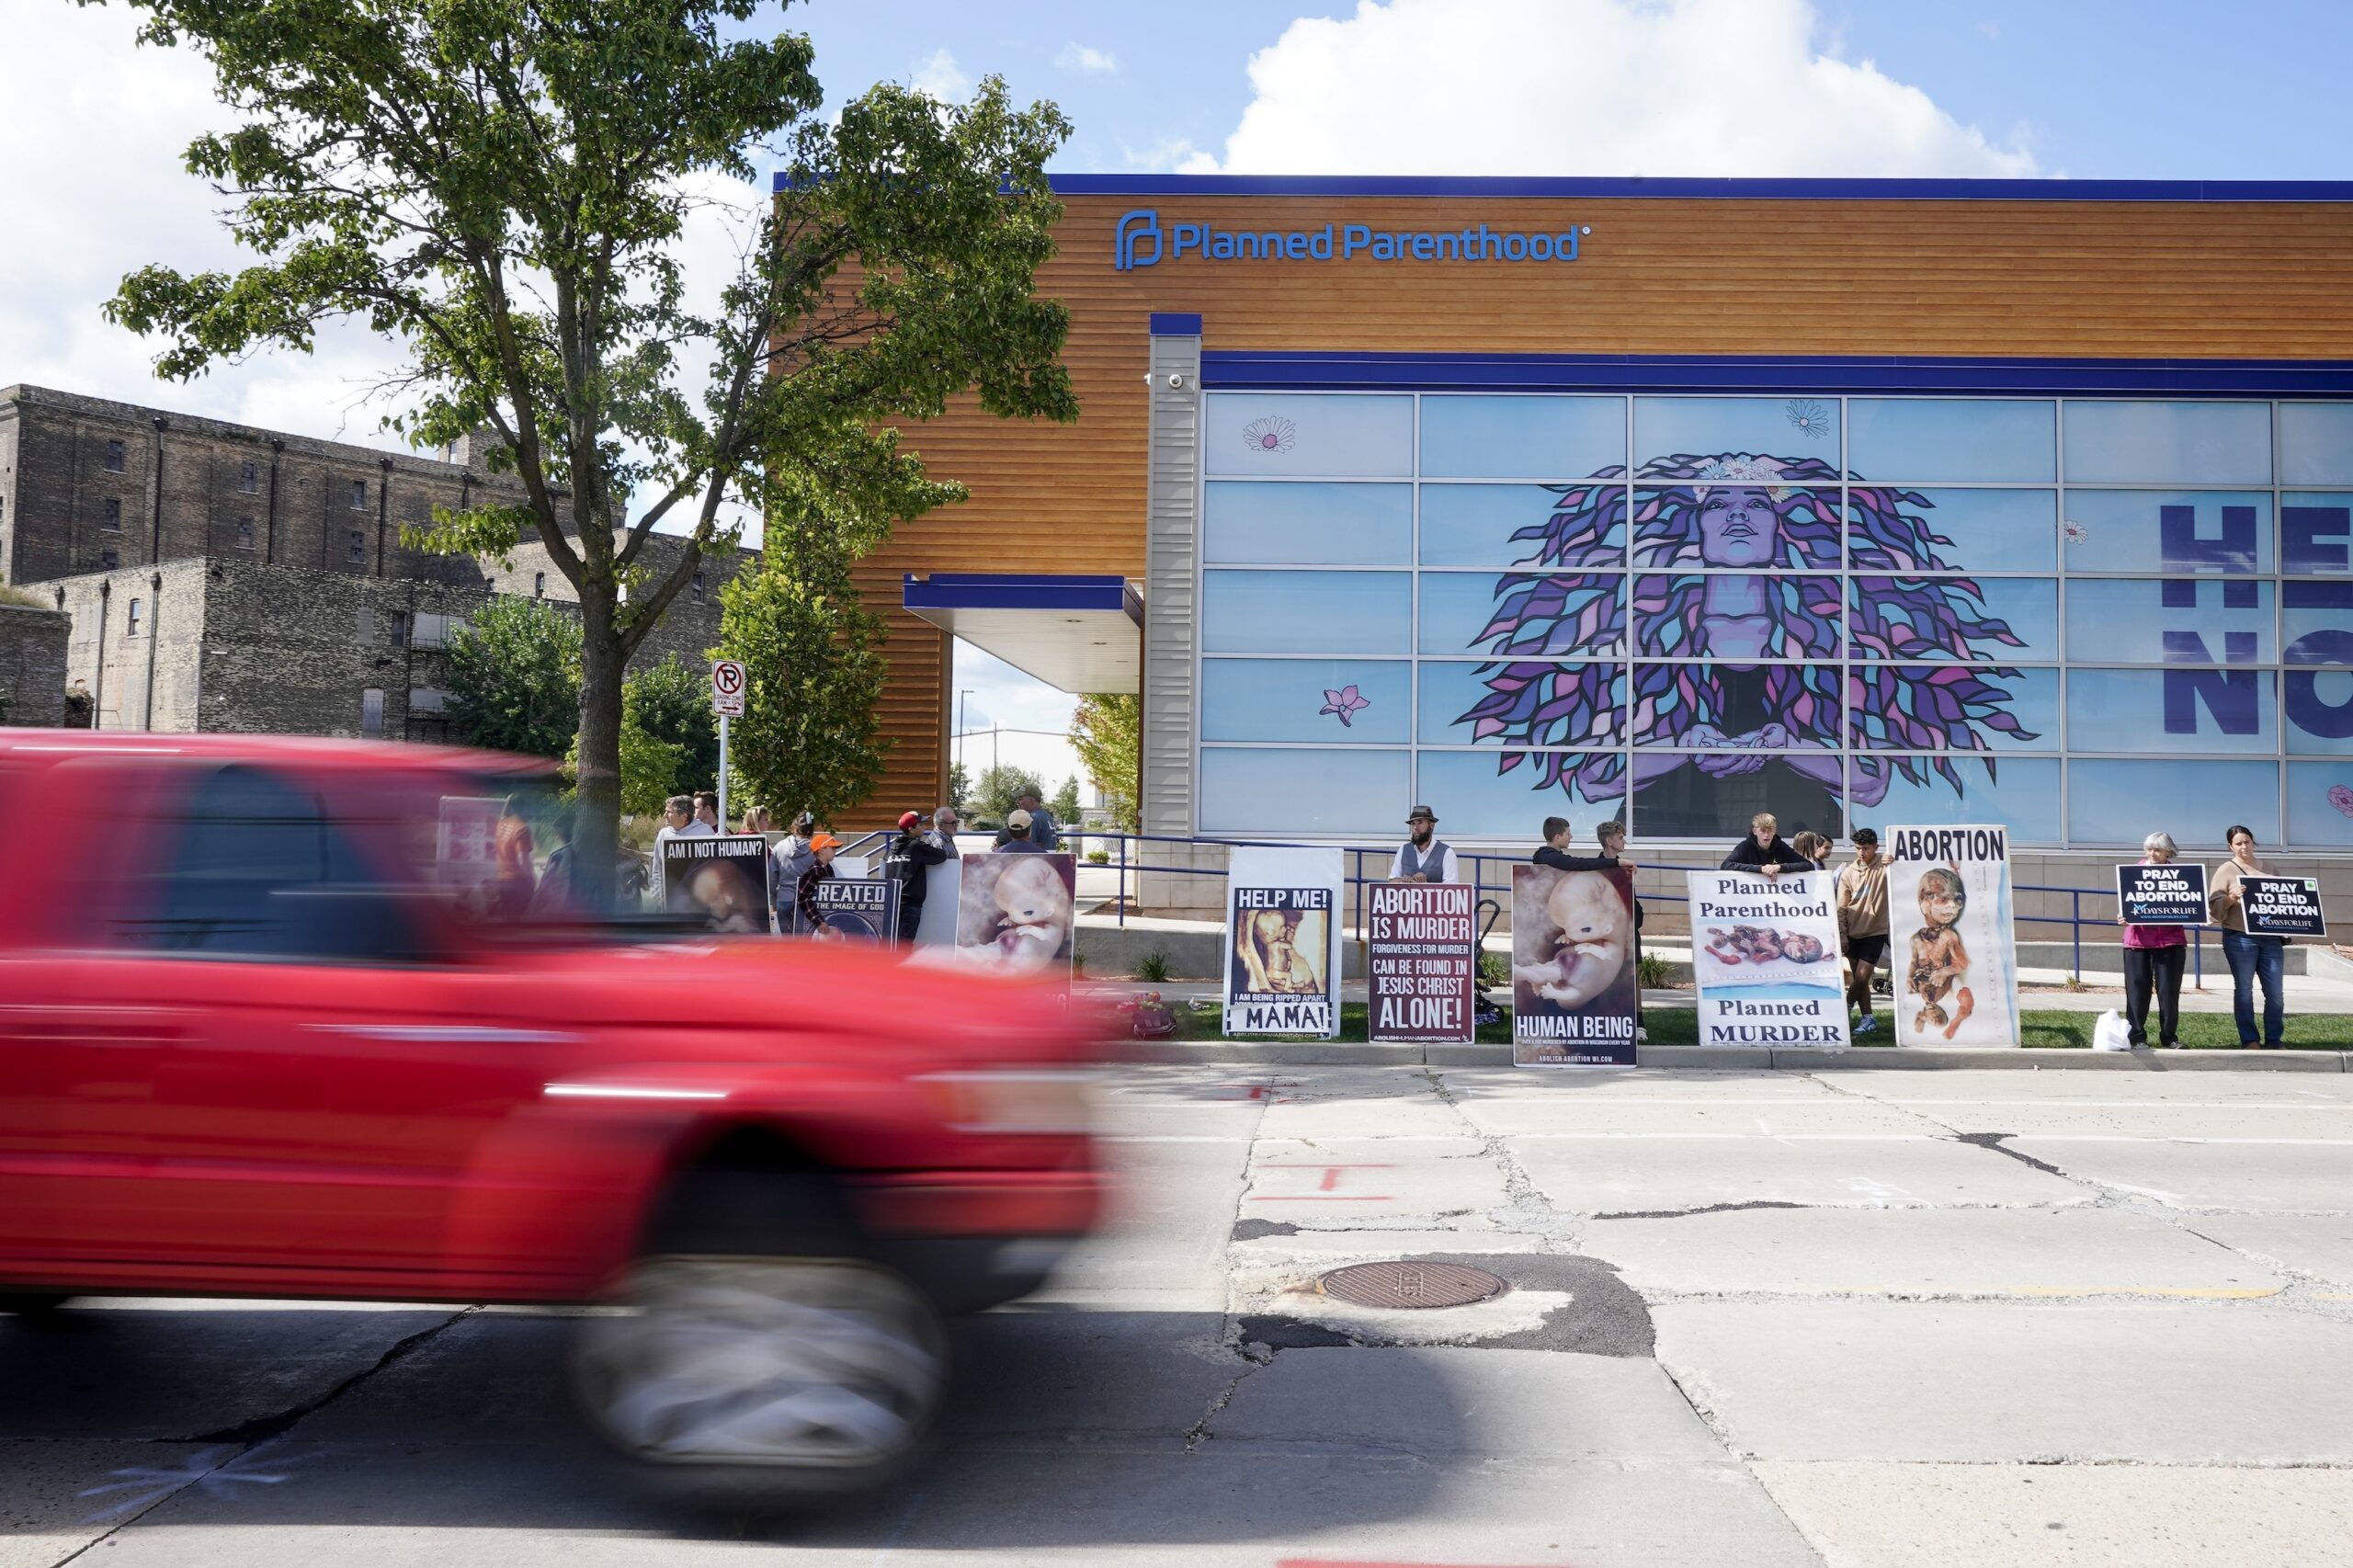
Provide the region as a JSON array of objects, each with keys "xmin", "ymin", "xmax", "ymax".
[{"xmin": 1113, "ymin": 1040, "xmax": 2350, "ymax": 1071}]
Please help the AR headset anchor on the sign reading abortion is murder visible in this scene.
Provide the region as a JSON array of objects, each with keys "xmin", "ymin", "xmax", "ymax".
[
  {"xmin": 1888, "ymin": 824, "xmax": 2019, "ymax": 1048},
  {"xmin": 1223, "ymin": 847, "xmax": 1343, "ymax": 1039},
  {"xmin": 2241, "ymin": 874, "xmax": 2328, "ymax": 938},
  {"xmin": 1688, "ymin": 869, "xmax": 1848, "ymax": 1049},
  {"xmin": 1512, "ymin": 864, "xmax": 1641, "ymax": 1066},
  {"xmin": 1366, "ymin": 881, "xmax": 1476, "ymax": 1046},
  {"xmin": 2118, "ymin": 862, "xmax": 2210, "ymax": 926}
]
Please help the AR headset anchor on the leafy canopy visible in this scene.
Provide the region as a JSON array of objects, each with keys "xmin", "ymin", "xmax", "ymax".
[
  {"xmin": 1069, "ymin": 692, "xmax": 1140, "ymax": 831},
  {"xmin": 623, "ymin": 653, "xmax": 719, "ymax": 791},
  {"xmin": 972, "ymin": 763, "xmax": 1046, "ymax": 824},
  {"xmin": 446, "ymin": 597, "xmax": 581, "ymax": 758}
]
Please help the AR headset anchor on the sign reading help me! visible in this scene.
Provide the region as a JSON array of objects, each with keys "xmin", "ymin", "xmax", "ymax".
[
  {"xmin": 1223, "ymin": 847, "xmax": 1344, "ymax": 1039},
  {"xmin": 1366, "ymin": 881, "xmax": 1476, "ymax": 1045},
  {"xmin": 1688, "ymin": 869, "xmax": 1849, "ymax": 1049}
]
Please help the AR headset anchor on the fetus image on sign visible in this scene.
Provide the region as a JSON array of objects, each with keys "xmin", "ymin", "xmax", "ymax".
[
  {"xmin": 1703, "ymin": 926, "xmax": 1825, "ymax": 966},
  {"xmin": 1512, "ymin": 868, "xmax": 1629, "ymax": 1008},
  {"xmin": 1907, "ymin": 866, "xmax": 1976, "ymax": 1040},
  {"xmin": 956, "ymin": 856, "xmax": 1074, "ymax": 975},
  {"xmin": 1234, "ymin": 907, "xmax": 1328, "ymax": 996}
]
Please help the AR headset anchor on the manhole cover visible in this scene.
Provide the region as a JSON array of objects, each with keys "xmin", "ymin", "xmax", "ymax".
[{"xmin": 1317, "ymin": 1261, "xmax": 1508, "ymax": 1310}]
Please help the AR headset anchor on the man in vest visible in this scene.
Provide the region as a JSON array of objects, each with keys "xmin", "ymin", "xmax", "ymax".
[{"xmin": 1388, "ymin": 804, "xmax": 1463, "ymax": 883}]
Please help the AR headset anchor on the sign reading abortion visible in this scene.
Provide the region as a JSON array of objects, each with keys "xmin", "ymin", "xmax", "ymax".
[
  {"xmin": 1688, "ymin": 870, "xmax": 1848, "ymax": 1049},
  {"xmin": 1114, "ymin": 209, "xmax": 1589, "ymax": 271},
  {"xmin": 1888, "ymin": 824, "xmax": 2019, "ymax": 1048},
  {"xmin": 1512, "ymin": 864, "xmax": 1641, "ymax": 1066},
  {"xmin": 1366, "ymin": 881, "xmax": 1476, "ymax": 1046},
  {"xmin": 2240, "ymin": 874, "xmax": 2328, "ymax": 938},
  {"xmin": 2117, "ymin": 862, "xmax": 2210, "ymax": 926},
  {"xmin": 1223, "ymin": 847, "xmax": 1343, "ymax": 1038}
]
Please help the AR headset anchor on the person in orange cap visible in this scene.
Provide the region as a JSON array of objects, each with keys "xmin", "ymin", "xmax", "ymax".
[{"xmin": 793, "ymin": 832, "xmax": 843, "ymax": 935}]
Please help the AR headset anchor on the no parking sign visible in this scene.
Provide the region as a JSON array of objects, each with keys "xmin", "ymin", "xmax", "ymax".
[{"xmin": 710, "ymin": 659, "xmax": 745, "ymax": 717}]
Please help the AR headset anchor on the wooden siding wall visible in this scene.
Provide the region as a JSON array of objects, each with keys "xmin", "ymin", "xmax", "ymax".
[{"xmin": 848, "ymin": 193, "xmax": 2353, "ymax": 825}]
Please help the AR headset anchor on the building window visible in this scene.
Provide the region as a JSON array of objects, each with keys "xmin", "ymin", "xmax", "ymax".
[
  {"xmin": 389, "ymin": 610, "xmax": 410, "ymax": 649},
  {"xmin": 101, "ymin": 496, "xmax": 122, "ymax": 531},
  {"xmin": 691, "ymin": 569, "xmax": 706, "ymax": 605},
  {"xmin": 361, "ymin": 688, "xmax": 384, "ymax": 738},
  {"xmin": 533, "ymin": 572, "xmax": 546, "ymax": 597},
  {"xmin": 100, "ymin": 548, "xmax": 120, "ymax": 571},
  {"xmin": 350, "ymin": 479, "xmax": 369, "ymax": 510},
  {"xmin": 104, "ymin": 438, "xmax": 125, "ymax": 473},
  {"xmin": 408, "ymin": 687, "xmax": 448, "ymax": 714},
  {"xmin": 234, "ymin": 515, "xmax": 256, "ymax": 549},
  {"xmin": 356, "ymin": 608, "xmax": 375, "ymax": 643},
  {"xmin": 412, "ymin": 611, "xmax": 465, "ymax": 650},
  {"xmin": 348, "ymin": 529, "xmax": 367, "ymax": 563},
  {"xmin": 240, "ymin": 460, "xmax": 259, "ymax": 494},
  {"xmin": 126, "ymin": 598, "xmax": 142, "ymax": 638}
]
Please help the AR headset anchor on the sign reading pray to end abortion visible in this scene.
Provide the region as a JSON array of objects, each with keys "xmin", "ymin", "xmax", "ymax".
[
  {"xmin": 2241, "ymin": 874, "xmax": 2327, "ymax": 938},
  {"xmin": 2118, "ymin": 862, "xmax": 2209, "ymax": 926}
]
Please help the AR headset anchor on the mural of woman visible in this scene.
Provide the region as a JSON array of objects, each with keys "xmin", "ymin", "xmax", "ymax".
[{"xmin": 1457, "ymin": 450, "xmax": 2039, "ymax": 835}]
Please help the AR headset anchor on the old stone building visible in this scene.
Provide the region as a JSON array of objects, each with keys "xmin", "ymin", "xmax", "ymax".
[
  {"xmin": 0, "ymin": 384, "xmax": 743, "ymax": 734},
  {"xmin": 0, "ymin": 598, "xmax": 68, "ymax": 727}
]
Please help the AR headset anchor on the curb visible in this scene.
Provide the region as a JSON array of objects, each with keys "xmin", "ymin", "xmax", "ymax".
[{"xmin": 1111, "ymin": 1040, "xmax": 2349, "ymax": 1072}]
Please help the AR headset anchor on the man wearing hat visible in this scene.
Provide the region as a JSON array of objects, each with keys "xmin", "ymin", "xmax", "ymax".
[
  {"xmin": 771, "ymin": 811, "xmax": 819, "ymax": 930},
  {"xmin": 994, "ymin": 809, "xmax": 1049, "ymax": 853},
  {"xmin": 792, "ymin": 831, "xmax": 844, "ymax": 935},
  {"xmin": 882, "ymin": 810, "xmax": 950, "ymax": 944},
  {"xmin": 1388, "ymin": 804, "xmax": 1463, "ymax": 883}
]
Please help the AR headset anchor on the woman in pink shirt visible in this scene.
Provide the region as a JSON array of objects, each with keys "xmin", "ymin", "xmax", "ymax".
[{"xmin": 2118, "ymin": 831, "xmax": 2188, "ymax": 1049}]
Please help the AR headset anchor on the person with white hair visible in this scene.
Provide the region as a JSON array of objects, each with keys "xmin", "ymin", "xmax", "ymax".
[{"xmin": 2118, "ymin": 830, "xmax": 2188, "ymax": 1049}]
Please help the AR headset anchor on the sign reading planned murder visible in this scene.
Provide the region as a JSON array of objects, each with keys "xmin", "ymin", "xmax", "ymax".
[
  {"xmin": 662, "ymin": 834, "xmax": 773, "ymax": 934},
  {"xmin": 1222, "ymin": 846, "xmax": 1343, "ymax": 1038},
  {"xmin": 1887, "ymin": 824, "xmax": 2019, "ymax": 1048},
  {"xmin": 2241, "ymin": 874, "xmax": 2328, "ymax": 938},
  {"xmin": 2118, "ymin": 862, "xmax": 2209, "ymax": 926},
  {"xmin": 793, "ymin": 877, "xmax": 899, "ymax": 942},
  {"xmin": 1511, "ymin": 864, "xmax": 1640, "ymax": 1066},
  {"xmin": 1688, "ymin": 869, "xmax": 1849, "ymax": 1049},
  {"xmin": 1366, "ymin": 881, "xmax": 1476, "ymax": 1046}
]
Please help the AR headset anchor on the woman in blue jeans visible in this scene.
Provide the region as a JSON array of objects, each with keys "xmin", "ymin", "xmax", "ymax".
[{"xmin": 2208, "ymin": 824, "xmax": 2287, "ymax": 1050}]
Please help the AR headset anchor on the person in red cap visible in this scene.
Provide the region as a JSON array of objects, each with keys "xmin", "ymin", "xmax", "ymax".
[{"xmin": 882, "ymin": 809, "xmax": 950, "ymax": 945}]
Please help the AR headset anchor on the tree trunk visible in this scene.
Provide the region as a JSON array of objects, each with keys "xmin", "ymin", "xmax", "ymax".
[{"xmin": 574, "ymin": 591, "xmax": 627, "ymax": 911}]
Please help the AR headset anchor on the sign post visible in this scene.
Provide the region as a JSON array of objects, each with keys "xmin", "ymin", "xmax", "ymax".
[{"xmin": 710, "ymin": 659, "xmax": 745, "ymax": 826}]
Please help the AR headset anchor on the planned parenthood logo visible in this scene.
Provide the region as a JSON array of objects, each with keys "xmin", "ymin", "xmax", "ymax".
[{"xmin": 1114, "ymin": 208, "xmax": 1589, "ymax": 271}]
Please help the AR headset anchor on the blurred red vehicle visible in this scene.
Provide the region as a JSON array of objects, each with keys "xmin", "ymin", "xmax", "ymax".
[{"xmin": 0, "ymin": 732, "xmax": 1099, "ymax": 1492}]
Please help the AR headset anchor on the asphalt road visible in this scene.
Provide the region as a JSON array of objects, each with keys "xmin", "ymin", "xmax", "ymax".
[{"xmin": 10, "ymin": 1064, "xmax": 2353, "ymax": 1566}]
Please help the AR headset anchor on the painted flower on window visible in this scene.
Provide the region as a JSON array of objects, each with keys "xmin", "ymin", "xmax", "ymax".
[
  {"xmin": 1241, "ymin": 415, "xmax": 1297, "ymax": 455},
  {"xmin": 1783, "ymin": 400, "xmax": 1830, "ymax": 440},
  {"xmin": 2330, "ymin": 784, "xmax": 2353, "ymax": 819},
  {"xmin": 2063, "ymin": 518, "xmax": 2089, "ymax": 546},
  {"xmin": 1318, "ymin": 684, "xmax": 1371, "ymax": 727}
]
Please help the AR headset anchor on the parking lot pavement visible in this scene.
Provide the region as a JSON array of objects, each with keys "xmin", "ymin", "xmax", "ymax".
[{"xmin": 9, "ymin": 1062, "xmax": 2353, "ymax": 1566}]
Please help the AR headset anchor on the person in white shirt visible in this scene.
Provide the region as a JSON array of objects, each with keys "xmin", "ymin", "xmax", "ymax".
[
  {"xmin": 651, "ymin": 795, "xmax": 703, "ymax": 902},
  {"xmin": 1388, "ymin": 804, "xmax": 1463, "ymax": 883}
]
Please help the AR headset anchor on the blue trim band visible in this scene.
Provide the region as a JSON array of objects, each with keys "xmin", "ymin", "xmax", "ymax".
[
  {"xmin": 903, "ymin": 573, "xmax": 1137, "ymax": 615},
  {"xmin": 1199, "ymin": 351, "xmax": 2353, "ymax": 398},
  {"xmin": 1148, "ymin": 312, "xmax": 1203, "ymax": 336},
  {"xmin": 1043, "ymin": 174, "xmax": 2353, "ymax": 203}
]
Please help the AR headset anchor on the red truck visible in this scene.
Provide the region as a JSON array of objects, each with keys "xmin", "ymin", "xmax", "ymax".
[{"xmin": 0, "ymin": 732, "xmax": 1099, "ymax": 1493}]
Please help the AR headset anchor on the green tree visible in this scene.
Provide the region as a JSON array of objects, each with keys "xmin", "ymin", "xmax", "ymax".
[
  {"xmin": 569, "ymin": 710, "xmax": 681, "ymax": 818},
  {"xmin": 1069, "ymin": 693, "xmax": 1141, "ymax": 831},
  {"xmin": 446, "ymin": 597, "xmax": 582, "ymax": 758},
  {"xmin": 623, "ymin": 654, "xmax": 720, "ymax": 793},
  {"xmin": 946, "ymin": 762, "xmax": 971, "ymax": 814},
  {"xmin": 1051, "ymin": 775, "xmax": 1081, "ymax": 825},
  {"xmin": 104, "ymin": 1, "xmax": 1076, "ymax": 903},
  {"xmin": 972, "ymin": 763, "xmax": 1046, "ymax": 824}
]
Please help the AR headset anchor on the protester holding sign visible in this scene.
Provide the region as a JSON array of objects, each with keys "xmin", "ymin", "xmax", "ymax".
[
  {"xmin": 2210, "ymin": 825, "xmax": 2290, "ymax": 1049},
  {"xmin": 1721, "ymin": 813, "xmax": 1812, "ymax": 879},
  {"xmin": 793, "ymin": 833, "xmax": 843, "ymax": 933},
  {"xmin": 2117, "ymin": 832, "xmax": 2190, "ymax": 1050},
  {"xmin": 1389, "ymin": 805, "xmax": 1465, "ymax": 884},
  {"xmin": 882, "ymin": 812, "xmax": 950, "ymax": 944},
  {"xmin": 1835, "ymin": 828, "xmax": 1891, "ymax": 1038}
]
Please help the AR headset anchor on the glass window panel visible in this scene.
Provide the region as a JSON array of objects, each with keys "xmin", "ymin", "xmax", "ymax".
[
  {"xmin": 2287, "ymin": 763, "xmax": 2353, "ymax": 846},
  {"xmin": 1203, "ymin": 482, "xmax": 1412, "ymax": 565},
  {"xmin": 1201, "ymin": 658, "xmax": 1410, "ymax": 744},
  {"xmin": 1418, "ymin": 571, "xmax": 1623, "ymax": 656},
  {"xmin": 1419, "ymin": 483, "xmax": 1625, "ymax": 568},
  {"xmin": 2284, "ymin": 580, "xmax": 2353, "ymax": 666},
  {"xmin": 2062, "ymin": 491, "xmax": 2273, "ymax": 574},
  {"xmin": 1199, "ymin": 746, "xmax": 1409, "ymax": 836},
  {"xmin": 2279, "ymin": 404, "xmax": 2353, "ymax": 487},
  {"xmin": 2062, "ymin": 400, "xmax": 2271, "ymax": 486},
  {"xmin": 1203, "ymin": 393, "xmax": 1415, "ymax": 478},
  {"xmin": 1418, "ymin": 395, "xmax": 1624, "ymax": 480},
  {"xmin": 1631, "ymin": 485, "xmax": 1840, "ymax": 569},
  {"xmin": 1202, "ymin": 570, "xmax": 1410, "ymax": 654},
  {"xmin": 1848, "ymin": 666, "xmax": 2057, "ymax": 754},
  {"xmin": 1631, "ymin": 755, "xmax": 1842, "ymax": 842},
  {"xmin": 2067, "ymin": 759, "xmax": 2278, "ymax": 846},
  {"xmin": 1635, "ymin": 574, "xmax": 1842, "ymax": 658},
  {"xmin": 2067, "ymin": 668, "xmax": 2277, "ymax": 755},
  {"xmin": 1630, "ymin": 664, "xmax": 1840, "ymax": 750},
  {"xmin": 1850, "ymin": 577, "xmax": 2057, "ymax": 663},
  {"xmin": 1415, "ymin": 750, "xmax": 1625, "ymax": 840},
  {"xmin": 2282, "ymin": 495, "xmax": 2353, "ymax": 575},
  {"xmin": 1633, "ymin": 396, "xmax": 1841, "ymax": 472},
  {"xmin": 1847, "ymin": 399, "xmax": 2056, "ymax": 483},
  {"xmin": 2064, "ymin": 579, "xmax": 2274, "ymax": 665},
  {"xmin": 2285, "ymin": 668, "xmax": 2353, "ymax": 756},
  {"xmin": 1850, "ymin": 488, "xmax": 2057, "ymax": 574},
  {"xmin": 1417, "ymin": 660, "xmax": 1623, "ymax": 746},
  {"xmin": 1856, "ymin": 756, "xmax": 2062, "ymax": 846}
]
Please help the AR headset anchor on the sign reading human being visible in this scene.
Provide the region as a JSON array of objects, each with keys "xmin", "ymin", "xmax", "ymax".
[
  {"xmin": 1886, "ymin": 824, "xmax": 2019, "ymax": 1047},
  {"xmin": 1687, "ymin": 869, "xmax": 1849, "ymax": 1049},
  {"xmin": 2241, "ymin": 874, "xmax": 2327, "ymax": 938},
  {"xmin": 662, "ymin": 834, "xmax": 773, "ymax": 934},
  {"xmin": 1511, "ymin": 864, "xmax": 1640, "ymax": 1066},
  {"xmin": 793, "ymin": 877, "xmax": 898, "ymax": 942},
  {"xmin": 952, "ymin": 855, "xmax": 1077, "ymax": 980},
  {"xmin": 1366, "ymin": 881, "xmax": 1476, "ymax": 1046},
  {"xmin": 1222, "ymin": 846, "xmax": 1343, "ymax": 1038},
  {"xmin": 2117, "ymin": 862, "xmax": 2209, "ymax": 926}
]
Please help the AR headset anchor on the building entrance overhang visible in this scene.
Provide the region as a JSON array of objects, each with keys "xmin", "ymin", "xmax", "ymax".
[{"xmin": 902, "ymin": 574, "xmax": 1142, "ymax": 696}]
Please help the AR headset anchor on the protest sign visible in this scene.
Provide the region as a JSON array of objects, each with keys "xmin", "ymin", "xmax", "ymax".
[
  {"xmin": 792, "ymin": 877, "xmax": 899, "ymax": 942},
  {"xmin": 1688, "ymin": 869, "xmax": 1849, "ymax": 1048},
  {"xmin": 1887, "ymin": 824, "xmax": 2019, "ymax": 1047},
  {"xmin": 662, "ymin": 834, "xmax": 773, "ymax": 934},
  {"xmin": 1367, "ymin": 881, "xmax": 1476, "ymax": 1046},
  {"xmin": 1223, "ymin": 847, "xmax": 1343, "ymax": 1038},
  {"xmin": 2117, "ymin": 862, "xmax": 2208, "ymax": 926},
  {"xmin": 2240, "ymin": 874, "xmax": 2327, "ymax": 938},
  {"xmin": 1512, "ymin": 864, "xmax": 1640, "ymax": 1066},
  {"xmin": 912, "ymin": 859, "xmax": 961, "ymax": 946},
  {"xmin": 951, "ymin": 854, "xmax": 1077, "ymax": 979}
]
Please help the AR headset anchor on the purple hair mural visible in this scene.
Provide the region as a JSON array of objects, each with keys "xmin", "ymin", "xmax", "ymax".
[{"xmin": 1456, "ymin": 450, "xmax": 2038, "ymax": 824}]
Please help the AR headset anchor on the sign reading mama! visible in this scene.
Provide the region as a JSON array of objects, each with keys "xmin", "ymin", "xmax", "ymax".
[{"xmin": 1114, "ymin": 210, "xmax": 1590, "ymax": 271}]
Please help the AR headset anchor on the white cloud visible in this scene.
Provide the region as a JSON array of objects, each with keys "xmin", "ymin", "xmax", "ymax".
[
  {"xmin": 1188, "ymin": 0, "xmax": 2038, "ymax": 177},
  {"xmin": 1121, "ymin": 135, "xmax": 1209, "ymax": 172},
  {"xmin": 949, "ymin": 642, "xmax": 1084, "ymax": 795},
  {"xmin": 1055, "ymin": 42, "xmax": 1119, "ymax": 74},
  {"xmin": 911, "ymin": 48, "xmax": 972, "ymax": 100}
]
